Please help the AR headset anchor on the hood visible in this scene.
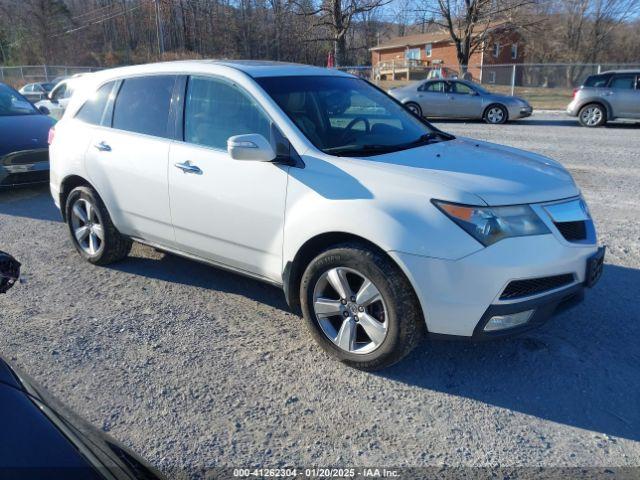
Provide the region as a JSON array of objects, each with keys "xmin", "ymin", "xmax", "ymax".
[
  {"xmin": 0, "ymin": 114, "xmax": 53, "ymax": 157},
  {"xmin": 358, "ymin": 137, "xmax": 578, "ymax": 205}
]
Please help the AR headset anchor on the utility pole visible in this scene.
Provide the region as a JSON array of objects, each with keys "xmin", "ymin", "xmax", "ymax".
[{"xmin": 154, "ymin": 0, "xmax": 165, "ymax": 59}]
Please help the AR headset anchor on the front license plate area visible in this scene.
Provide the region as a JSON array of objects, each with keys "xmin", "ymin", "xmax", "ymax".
[{"xmin": 585, "ymin": 246, "xmax": 605, "ymax": 288}]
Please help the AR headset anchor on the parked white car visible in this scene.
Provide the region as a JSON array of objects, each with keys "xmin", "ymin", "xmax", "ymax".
[
  {"xmin": 35, "ymin": 78, "xmax": 77, "ymax": 120},
  {"xmin": 49, "ymin": 61, "xmax": 604, "ymax": 370}
]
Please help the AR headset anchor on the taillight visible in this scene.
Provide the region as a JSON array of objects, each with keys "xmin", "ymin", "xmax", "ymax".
[
  {"xmin": 48, "ymin": 126, "xmax": 55, "ymax": 145},
  {"xmin": 572, "ymin": 88, "xmax": 579, "ymax": 98}
]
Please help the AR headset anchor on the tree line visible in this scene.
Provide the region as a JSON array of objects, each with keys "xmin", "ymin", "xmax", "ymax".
[{"xmin": 0, "ymin": 0, "xmax": 638, "ymax": 69}]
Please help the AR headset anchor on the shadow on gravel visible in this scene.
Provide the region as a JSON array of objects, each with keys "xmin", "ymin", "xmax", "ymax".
[
  {"xmin": 107, "ymin": 252, "xmax": 290, "ymax": 312},
  {"xmin": 380, "ymin": 264, "xmax": 640, "ymax": 442},
  {"xmin": 0, "ymin": 185, "xmax": 60, "ymax": 222}
]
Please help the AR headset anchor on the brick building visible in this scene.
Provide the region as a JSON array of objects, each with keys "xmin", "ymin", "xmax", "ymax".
[{"xmin": 370, "ymin": 23, "xmax": 524, "ymax": 83}]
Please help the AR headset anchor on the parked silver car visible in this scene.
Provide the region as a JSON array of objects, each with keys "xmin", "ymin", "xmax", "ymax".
[
  {"xmin": 18, "ymin": 82, "xmax": 55, "ymax": 103},
  {"xmin": 388, "ymin": 79, "xmax": 533, "ymax": 124},
  {"xmin": 567, "ymin": 70, "xmax": 640, "ymax": 127}
]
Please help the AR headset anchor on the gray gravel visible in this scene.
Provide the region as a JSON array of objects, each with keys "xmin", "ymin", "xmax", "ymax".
[{"xmin": 0, "ymin": 112, "xmax": 639, "ymax": 477}]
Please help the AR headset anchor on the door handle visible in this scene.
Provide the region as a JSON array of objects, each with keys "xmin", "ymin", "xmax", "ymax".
[
  {"xmin": 174, "ymin": 161, "xmax": 202, "ymax": 175},
  {"xmin": 94, "ymin": 141, "xmax": 111, "ymax": 152}
]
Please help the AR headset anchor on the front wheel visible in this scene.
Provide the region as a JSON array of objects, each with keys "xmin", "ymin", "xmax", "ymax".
[
  {"xmin": 300, "ymin": 243, "xmax": 425, "ymax": 370},
  {"xmin": 65, "ymin": 186, "xmax": 132, "ymax": 265},
  {"xmin": 484, "ymin": 104, "xmax": 508, "ymax": 124}
]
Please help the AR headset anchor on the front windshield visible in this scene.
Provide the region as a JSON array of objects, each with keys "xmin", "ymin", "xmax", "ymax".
[
  {"xmin": 0, "ymin": 86, "xmax": 38, "ymax": 116},
  {"xmin": 464, "ymin": 81, "xmax": 489, "ymax": 94},
  {"xmin": 257, "ymin": 75, "xmax": 452, "ymax": 156},
  {"xmin": 42, "ymin": 83, "xmax": 55, "ymax": 92}
]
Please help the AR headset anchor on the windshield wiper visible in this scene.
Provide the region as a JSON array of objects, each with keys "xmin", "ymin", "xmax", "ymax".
[{"xmin": 327, "ymin": 131, "xmax": 454, "ymax": 157}]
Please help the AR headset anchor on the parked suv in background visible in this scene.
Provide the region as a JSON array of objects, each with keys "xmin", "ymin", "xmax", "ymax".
[
  {"xmin": 567, "ymin": 70, "xmax": 640, "ymax": 127},
  {"xmin": 35, "ymin": 77, "xmax": 79, "ymax": 120},
  {"xmin": 49, "ymin": 61, "xmax": 604, "ymax": 370}
]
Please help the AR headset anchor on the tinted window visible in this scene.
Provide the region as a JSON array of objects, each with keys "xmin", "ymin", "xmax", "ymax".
[
  {"xmin": 51, "ymin": 83, "xmax": 67, "ymax": 102},
  {"xmin": 584, "ymin": 74, "xmax": 611, "ymax": 88},
  {"xmin": 184, "ymin": 76, "xmax": 271, "ymax": 150},
  {"xmin": 426, "ymin": 81, "xmax": 448, "ymax": 93},
  {"xmin": 610, "ymin": 75, "xmax": 636, "ymax": 90},
  {"xmin": 113, "ymin": 75, "xmax": 175, "ymax": 137},
  {"xmin": 75, "ymin": 82, "xmax": 115, "ymax": 125},
  {"xmin": 452, "ymin": 82, "xmax": 474, "ymax": 94}
]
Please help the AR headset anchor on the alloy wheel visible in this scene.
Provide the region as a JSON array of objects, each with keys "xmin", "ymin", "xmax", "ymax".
[
  {"xmin": 486, "ymin": 106, "xmax": 505, "ymax": 124},
  {"xmin": 580, "ymin": 106, "xmax": 603, "ymax": 126},
  {"xmin": 312, "ymin": 267, "xmax": 388, "ymax": 354},
  {"xmin": 70, "ymin": 198, "xmax": 104, "ymax": 256}
]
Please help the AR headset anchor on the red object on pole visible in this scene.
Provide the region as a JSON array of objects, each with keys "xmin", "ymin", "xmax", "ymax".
[{"xmin": 327, "ymin": 51, "xmax": 334, "ymax": 68}]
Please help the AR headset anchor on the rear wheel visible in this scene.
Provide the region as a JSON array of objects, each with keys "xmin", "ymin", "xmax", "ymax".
[
  {"xmin": 405, "ymin": 102, "xmax": 423, "ymax": 117},
  {"xmin": 578, "ymin": 103, "xmax": 606, "ymax": 127},
  {"xmin": 65, "ymin": 186, "xmax": 132, "ymax": 265},
  {"xmin": 300, "ymin": 242, "xmax": 425, "ymax": 370},
  {"xmin": 483, "ymin": 104, "xmax": 508, "ymax": 124}
]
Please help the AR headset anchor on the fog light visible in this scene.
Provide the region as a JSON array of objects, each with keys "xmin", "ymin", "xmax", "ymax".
[{"xmin": 484, "ymin": 309, "xmax": 534, "ymax": 332}]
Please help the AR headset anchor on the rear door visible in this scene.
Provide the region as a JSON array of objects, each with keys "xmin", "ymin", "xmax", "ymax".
[
  {"xmin": 84, "ymin": 75, "xmax": 177, "ymax": 245},
  {"xmin": 416, "ymin": 81, "xmax": 452, "ymax": 117},
  {"xmin": 606, "ymin": 73, "xmax": 640, "ymax": 118}
]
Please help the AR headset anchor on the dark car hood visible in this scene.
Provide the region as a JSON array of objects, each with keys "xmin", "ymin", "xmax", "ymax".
[{"xmin": 0, "ymin": 114, "xmax": 54, "ymax": 157}]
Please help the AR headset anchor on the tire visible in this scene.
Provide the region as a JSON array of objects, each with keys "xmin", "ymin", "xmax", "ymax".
[
  {"xmin": 578, "ymin": 103, "xmax": 607, "ymax": 127},
  {"xmin": 65, "ymin": 185, "xmax": 132, "ymax": 265},
  {"xmin": 405, "ymin": 101, "xmax": 423, "ymax": 117},
  {"xmin": 483, "ymin": 104, "xmax": 508, "ymax": 124},
  {"xmin": 300, "ymin": 242, "xmax": 425, "ymax": 370}
]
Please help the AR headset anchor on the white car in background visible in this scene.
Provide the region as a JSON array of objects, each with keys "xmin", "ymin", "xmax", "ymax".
[
  {"xmin": 35, "ymin": 77, "xmax": 79, "ymax": 120},
  {"xmin": 48, "ymin": 61, "xmax": 604, "ymax": 370}
]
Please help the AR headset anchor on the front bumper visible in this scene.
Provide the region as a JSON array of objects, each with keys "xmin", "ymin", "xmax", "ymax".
[
  {"xmin": 0, "ymin": 149, "xmax": 49, "ymax": 188},
  {"xmin": 508, "ymin": 104, "xmax": 533, "ymax": 120},
  {"xmin": 390, "ymin": 232, "xmax": 601, "ymax": 338}
]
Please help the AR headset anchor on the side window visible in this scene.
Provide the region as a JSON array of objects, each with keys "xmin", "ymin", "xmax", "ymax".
[
  {"xmin": 24, "ymin": 84, "xmax": 33, "ymax": 92},
  {"xmin": 112, "ymin": 75, "xmax": 176, "ymax": 137},
  {"xmin": 51, "ymin": 83, "xmax": 67, "ymax": 102},
  {"xmin": 610, "ymin": 75, "xmax": 636, "ymax": 90},
  {"xmin": 75, "ymin": 82, "xmax": 115, "ymax": 125},
  {"xmin": 453, "ymin": 82, "xmax": 474, "ymax": 94},
  {"xmin": 426, "ymin": 81, "xmax": 447, "ymax": 93},
  {"xmin": 184, "ymin": 76, "xmax": 271, "ymax": 150}
]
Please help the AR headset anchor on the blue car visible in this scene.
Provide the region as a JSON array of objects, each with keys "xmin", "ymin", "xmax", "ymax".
[{"xmin": 0, "ymin": 82, "xmax": 54, "ymax": 188}]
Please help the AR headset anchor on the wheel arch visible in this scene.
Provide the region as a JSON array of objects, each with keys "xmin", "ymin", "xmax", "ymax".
[
  {"xmin": 282, "ymin": 231, "xmax": 422, "ymax": 321},
  {"xmin": 578, "ymin": 100, "xmax": 612, "ymax": 120},
  {"xmin": 59, "ymin": 175, "xmax": 96, "ymax": 222}
]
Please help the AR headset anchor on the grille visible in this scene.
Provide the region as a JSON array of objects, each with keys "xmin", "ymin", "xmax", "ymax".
[
  {"xmin": 555, "ymin": 221, "xmax": 587, "ymax": 241},
  {"xmin": 500, "ymin": 274, "xmax": 575, "ymax": 300}
]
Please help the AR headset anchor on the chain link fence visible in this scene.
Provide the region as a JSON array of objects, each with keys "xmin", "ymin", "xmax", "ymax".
[
  {"xmin": 0, "ymin": 65, "xmax": 100, "ymax": 89},
  {"xmin": 339, "ymin": 63, "xmax": 640, "ymax": 109}
]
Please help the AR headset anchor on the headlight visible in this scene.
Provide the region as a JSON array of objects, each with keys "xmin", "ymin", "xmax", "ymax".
[{"xmin": 433, "ymin": 200, "xmax": 550, "ymax": 246}]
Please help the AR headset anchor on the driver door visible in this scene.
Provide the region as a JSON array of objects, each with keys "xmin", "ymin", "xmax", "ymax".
[
  {"xmin": 168, "ymin": 75, "xmax": 288, "ymax": 282},
  {"xmin": 449, "ymin": 81, "xmax": 483, "ymax": 117}
]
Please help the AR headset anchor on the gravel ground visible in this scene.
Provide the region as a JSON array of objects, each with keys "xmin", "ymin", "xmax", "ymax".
[{"xmin": 0, "ymin": 112, "xmax": 639, "ymax": 477}]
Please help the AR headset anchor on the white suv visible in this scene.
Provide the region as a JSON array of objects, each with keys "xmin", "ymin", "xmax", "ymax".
[{"xmin": 49, "ymin": 61, "xmax": 605, "ymax": 370}]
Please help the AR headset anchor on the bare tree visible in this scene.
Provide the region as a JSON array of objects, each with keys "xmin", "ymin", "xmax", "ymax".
[
  {"xmin": 416, "ymin": 0, "xmax": 536, "ymax": 72},
  {"xmin": 294, "ymin": 0, "xmax": 391, "ymax": 66}
]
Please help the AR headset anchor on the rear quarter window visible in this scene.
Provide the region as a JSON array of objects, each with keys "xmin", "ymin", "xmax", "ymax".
[
  {"xmin": 75, "ymin": 82, "xmax": 116, "ymax": 126},
  {"xmin": 583, "ymin": 74, "xmax": 611, "ymax": 88}
]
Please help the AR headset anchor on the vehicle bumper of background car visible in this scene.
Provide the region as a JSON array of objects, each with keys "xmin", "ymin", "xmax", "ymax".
[
  {"xmin": 0, "ymin": 149, "xmax": 49, "ymax": 187},
  {"xmin": 566, "ymin": 100, "xmax": 580, "ymax": 116},
  {"xmin": 390, "ymin": 235, "xmax": 601, "ymax": 338},
  {"xmin": 507, "ymin": 104, "xmax": 533, "ymax": 120}
]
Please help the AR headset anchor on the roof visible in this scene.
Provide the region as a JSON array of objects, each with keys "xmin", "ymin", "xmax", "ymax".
[
  {"xmin": 370, "ymin": 21, "xmax": 514, "ymax": 51},
  {"xmin": 89, "ymin": 60, "xmax": 350, "ymax": 79},
  {"xmin": 370, "ymin": 32, "xmax": 451, "ymax": 51}
]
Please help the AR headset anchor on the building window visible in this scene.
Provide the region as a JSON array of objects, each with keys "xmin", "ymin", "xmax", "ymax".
[
  {"xmin": 492, "ymin": 42, "xmax": 500, "ymax": 58},
  {"xmin": 405, "ymin": 48, "xmax": 420, "ymax": 60},
  {"xmin": 511, "ymin": 43, "xmax": 518, "ymax": 60},
  {"xmin": 488, "ymin": 71, "xmax": 496, "ymax": 84},
  {"xmin": 425, "ymin": 43, "xmax": 432, "ymax": 57}
]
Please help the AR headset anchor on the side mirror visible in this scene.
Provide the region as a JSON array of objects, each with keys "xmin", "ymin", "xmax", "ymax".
[
  {"xmin": 227, "ymin": 134, "xmax": 276, "ymax": 162},
  {"xmin": 38, "ymin": 105, "xmax": 50, "ymax": 115}
]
